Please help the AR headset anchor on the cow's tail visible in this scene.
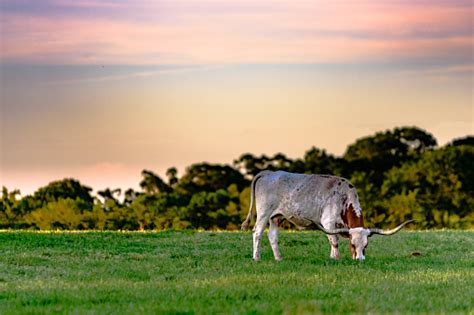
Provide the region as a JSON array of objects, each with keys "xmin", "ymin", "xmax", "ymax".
[{"xmin": 241, "ymin": 172, "xmax": 266, "ymax": 231}]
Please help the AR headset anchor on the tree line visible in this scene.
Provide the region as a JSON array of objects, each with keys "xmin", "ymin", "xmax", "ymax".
[{"xmin": 1, "ymin": 126, "xmax": 473, "ymax": 230}]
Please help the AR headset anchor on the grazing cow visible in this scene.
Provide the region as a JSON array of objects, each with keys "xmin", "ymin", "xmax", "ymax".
[{"xmin": 241, "ymin": 170, "xmax": 414, "ymax": 261}]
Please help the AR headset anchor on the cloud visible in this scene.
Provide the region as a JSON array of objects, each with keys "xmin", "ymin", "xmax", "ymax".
[
  {"xmin": 400, "ymin": 64, "xmax": 474, "ymax": 75},
  {"xmin": 44, "ymin": 65, "xmax": 222, "ymax": 85},
  {"xmin": 1, "ymin": 0, "xmax": 472, "ymax": 65},
  {"xmin": 397, "ymin": 64, "xmax": 474, "ymax": 81}
]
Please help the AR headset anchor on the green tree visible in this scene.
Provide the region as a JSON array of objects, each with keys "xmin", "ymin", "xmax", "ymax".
[
  {"xmin": 133, "ymin": 192, "xmax": 189, "ymax": 230},
  {"xmin": 33, "ymin": 179, "xmax": 94, "ymax": 209},
  {"xmin": 0, "ymin": 187, "xmax": 23, "ymax": 228},
  {"xmin": 300, "ymin": 147, "xmax": 343, "ymax": 175},
  {"xmin": 123, "ymin": 188, "xmax": 139, "ymax": 206},
  {"xmin": 82, "ymin": 204, "xmax": 108, "ymax": 230},
  {"xmin": 1, "ymin": 126, "xmax": 472, "ymax": 231},
  {"xmin": 186, "ymin": 189, "xmax": 235, "ymax": 229},
  {"xmin": 166, "ymin": 167, "xmax": 179, "ymax": 187},
  {"xmin": 344, "ymin": 126, "xmax": 437, "ymax": 184},
  {"xmin": 449, "ymin": 135, "xmax": 474, "ymax": 147},
  {"xmin": 234, "ymin": 153, "xmax": 295, "ymax": 178},
  {"xmin": 380, "ymin": 146, "xmax": 474, "ymax": 228},
  {"xmin": 97, "ymin": 188, "xmax": 121, "ymax": 211},
  {"xmin": 177, "ymin": 163, "xmax": 247, "ymax": 195},
  {"xmin": 97, "ymin": 188, "xmax": 121, "ymax": 203},
  {"xmin": 25, "ymin": 198, "xmax": 89, "ymax": 230},
  {"xmin": 234, "ymin": 153, "xmax": 270, "ymax": 178},
  {"xmin": 345, "ymin": 126, "xmax": 436, "ymax": 162},
  {"xmin": 348, "ymin": 171, "xmax": 386, "ymax": 227},
  {"xmin": 139, "ymin": 170, "xmax": 171, "ymax": 194}
]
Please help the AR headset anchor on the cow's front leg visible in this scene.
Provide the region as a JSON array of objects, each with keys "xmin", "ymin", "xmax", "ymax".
[
  {"xmin": 321, "ymin": 212, "xmax": 340, "ymax": 260},
  {"xmin": 268, "ymin": 217, "xmax": 282, "ymax": 261},
  {"xmin": 327, "ymin": 235, "xmax": 340, "ymax": 260}
]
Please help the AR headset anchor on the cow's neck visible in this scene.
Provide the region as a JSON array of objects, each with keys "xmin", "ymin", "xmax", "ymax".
[{"xmin": 341, "ymin": 204, "xmax": 365, "ymax": 228}]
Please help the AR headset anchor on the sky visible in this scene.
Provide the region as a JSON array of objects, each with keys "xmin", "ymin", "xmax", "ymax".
[{"xmin": 0, "ymin": 0, "xmax": 473, "ymax": 195}]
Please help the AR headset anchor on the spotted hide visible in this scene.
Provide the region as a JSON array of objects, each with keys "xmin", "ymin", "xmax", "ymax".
[{"xmin": 241, "ymin": 170, "xmax": 414, "ymax": 261}]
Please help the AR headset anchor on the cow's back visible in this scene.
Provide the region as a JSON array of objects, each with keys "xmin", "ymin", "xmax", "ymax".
[
  {"xmin": 257, "ymin": 171, "xmax": 310, "ymax": 197},
  {"xmin": 254, "ymin": 171, "xmax": 301, "ymax": 210},
  {"xmin": 254, "ymin": 171, "xmax": 355, "ymax": 226}
]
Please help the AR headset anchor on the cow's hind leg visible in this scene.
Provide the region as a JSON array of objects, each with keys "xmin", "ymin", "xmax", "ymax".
[
  {"xmin": 268, "ymin": 216, "xmax": 282, "ymax": 261},
  {"xmin": 253, "ymin": 214, "xmax": 271, "ymax": 261}
]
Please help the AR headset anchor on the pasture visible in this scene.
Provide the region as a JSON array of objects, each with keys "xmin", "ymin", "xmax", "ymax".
[{"xmin": 0, "ymin": 230, "xmax": 472, "ymax": 314}]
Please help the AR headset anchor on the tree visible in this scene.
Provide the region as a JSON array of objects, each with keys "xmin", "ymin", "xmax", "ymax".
[
  {"xmin": 123, "ymin": 188, "xmax": 139, "ymax": 206},
  {"xmin": 97, "ymin": 188, "xmax": 121, "ymax": 211},
  {"xmin": 1, "ymin": 126, "xmax": 472, "ymax": 231},
  {"xmin": 345, "ymin": 127, "xmax": 436, "ymax": 162},
  {"xmin": 131, "ymin": 192, "xmax": 189, "ymax": 230},
  {"xmin": 177, "ymin": 163, "xmax": 248, "ymax": 195},
  {"xmin": 166, "ymin": 167, "xmax": 179, "ymax": 187},
  {"xmin": 343, "ymin": 126, "xmax": 437, "ymax": 184},
  {"xmin": 449, "ymin": 136, "xmax": 474, "ymax": 147},
  {"xmin": 0, "ymin": 187, "xmax": 23, "ymax": 228},
  {"xmin": 380, "ymin": 146, "xmax": 474, "ymax": 228},
  {"xmin": 348, "ymin": 171, "xmax": 385, "ymax": 227},
  {"xmin": 186, "ymin": 189, "xmax": 234, "ymax": 229},
  {"xmin": 129, "ymin": 195, "xmax": 154, "ymax": 231},
  {"xmin": 234, "ymin": 153, "xmax": 273, "ymax": 178},
  {"xmin": 97, "ymin": 188, "xmax": 121, "ymax": 203},
  {"xmin": 25, "ymin": 198, "xmax": 89, "ymax": 230},
  {"xmin": 300, "ymin": 147, "xmax": 343, "ymax": 175},
  {"xmin": 392, "ymin": 127, "xmax": 438, "ymax": 154},
  {"xmin": 82, "ymin": 204, "xmax": 108, "ymax": 230},
  {"xmin": 233, "ymin": 152, "xmax": 305, "ymax": 179},
  {"xmin": 139, "ymin": 170, "xmax": 171, "ymax": 194},
  {"xmin": 33, "ymin": 179, "xmax": 94, "ymax": 210}
]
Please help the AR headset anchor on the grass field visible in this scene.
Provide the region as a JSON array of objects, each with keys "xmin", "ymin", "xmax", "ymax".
[{"xmin": 0, "ymin": 230, "xmax": 472, "ymax": 314}]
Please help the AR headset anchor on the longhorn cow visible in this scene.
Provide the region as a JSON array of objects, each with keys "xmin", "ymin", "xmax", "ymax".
[{"xmin": 241, "ymin": 170, "xmax": 414, "ymax": 261}]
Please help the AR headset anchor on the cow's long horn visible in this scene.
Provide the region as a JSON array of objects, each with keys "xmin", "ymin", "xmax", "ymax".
[
  {"xmin": 369, "ymin": 220, "xmax": 415, "ymax": 236},
  {"xmin": 315, "ymin": 223, "xmax": 349, "ymax": 235}
]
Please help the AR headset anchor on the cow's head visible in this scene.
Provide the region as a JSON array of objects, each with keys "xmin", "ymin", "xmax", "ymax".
[
  {"xmin": 348, "ymin": 227, "xmax": 370, "ymax": 260},
  {"xmin": 316, "ymin": 220, "xmax": 415, "ymax": 261}
]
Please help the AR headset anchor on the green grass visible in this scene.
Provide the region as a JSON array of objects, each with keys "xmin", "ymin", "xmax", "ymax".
[{"xmin": 0, "ymin": 230, "xmax": 472, "ymax": 314}]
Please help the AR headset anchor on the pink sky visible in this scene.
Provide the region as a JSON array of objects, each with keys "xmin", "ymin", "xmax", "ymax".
[{"xmin": 1, "ymin": 0, "xmax": 472, "ymax": 65}]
